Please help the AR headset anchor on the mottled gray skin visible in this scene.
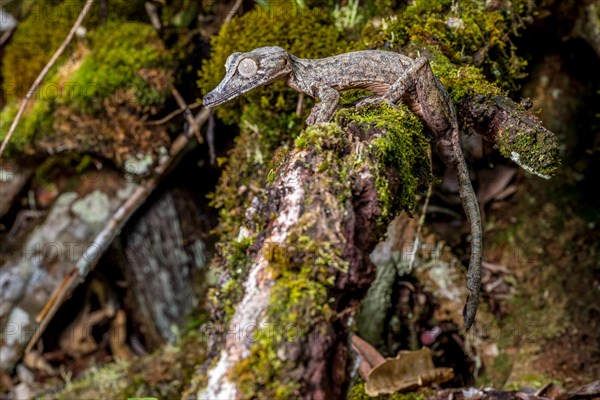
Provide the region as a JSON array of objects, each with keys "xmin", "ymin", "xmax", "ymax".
[{"xmin": 203, "ymin": 46, "xmax": 482, "ymax": 329}]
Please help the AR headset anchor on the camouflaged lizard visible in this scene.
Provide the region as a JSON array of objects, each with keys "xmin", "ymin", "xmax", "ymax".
[{"xmin": 203, "ymin": 46, "xmax": 482, "ymax": 329}]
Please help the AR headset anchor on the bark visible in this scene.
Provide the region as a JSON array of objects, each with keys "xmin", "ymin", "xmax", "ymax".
[
  {"xmin": 121, "ymin": 188, "xmax": 212, "ymax": 347},
  {"xmin": 199, "ymin": 120, "xmax": 398, "ymax": 399},
  {"xmin": 459, "ymin": 94, "xmax": 559, "ymax": 178}
]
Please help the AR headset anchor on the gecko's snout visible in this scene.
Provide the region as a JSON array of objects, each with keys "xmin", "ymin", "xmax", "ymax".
[{"xmin": 202, "ymin": 92, "xmax": 216, "ymax": 108}]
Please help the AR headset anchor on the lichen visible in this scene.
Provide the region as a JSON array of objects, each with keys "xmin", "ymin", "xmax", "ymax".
[{"xmin": 496, "ymin": 125, "xmax": 560, "ymax": 178}]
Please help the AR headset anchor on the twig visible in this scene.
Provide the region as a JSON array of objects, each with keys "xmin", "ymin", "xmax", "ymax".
[
  {"xmin": 144, "ymin": 1, "xmax": 162, "ymax": 31},
  {"xmin": 296, "ymin": 93, "xmax": 304, "ymax": 117},
  {"xmin": 0, "ymin": 25, "xmax": 17, "ymax": 48},
  {"xmin": 0, "ymin": 0, "xmax": 95, "ymax": 158},
  {"xmin": 145, "ymin": 102, "xmax": 201, "ymax": 126},
  {"xmin": 409, "ymin": 148, "xmax": 433, "ymax": 270},
  {"xmin": 224, "ymin": 0, "xmax": 243, "ymax": 24},
  {"xmin": 144, "ymin": 3, "xmax": 203, "ymax": 144},
  {"xmin": 171, "ymin": 88, "xmax": 204, "ymax": 144}
]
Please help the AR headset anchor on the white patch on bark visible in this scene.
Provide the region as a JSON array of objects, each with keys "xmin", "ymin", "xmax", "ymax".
[
  {"xmin": 199, "ymin": 164, "xmax": 306, "ymax": 398},
  {"xmin": 510, "ymin": 151, "xmax": 550, "ymax": 179}
]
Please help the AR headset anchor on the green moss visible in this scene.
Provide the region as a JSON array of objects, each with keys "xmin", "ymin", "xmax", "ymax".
[
  {"xmin": 232, "ymin": 235, "xmax": 334, "ymax": 399},
  {"xmin": 66, "ymin": 21, "xmax": 173, "ymax": 113},
  {"xmin": 336, "ymin": 103, "xmax": 431, "ymax": 219},
  {"xmin": 428, "ymin": 50, "xmax": 503, "ymax": 104},
  {"xmin": 495, "ymin": 124, "xmax": 560, "ymax": 178},
  {"xmin": 348, "ymin": 378, "xmax": 426, "ymax": 400},
  {"xmin": 0, "ymin": 21, "xmax": 173, "ymax": 156},
  {"xmin": 2, "ymin": 0, "xmax": 146, "ymax": 101},
  {"xmin": 210, "ymin": 236, "xmax": 255, "ymax": 321},
  {"xmin": 46, "ymin": 333, "xmax": 208, "ymax": 399},
  {"xmin": 294, "ymin": 121, "xmax": 347, "ymax": 151},
  {"xmin": 361, "ymin": 0, "xmax": 530, "ymax": 92}
]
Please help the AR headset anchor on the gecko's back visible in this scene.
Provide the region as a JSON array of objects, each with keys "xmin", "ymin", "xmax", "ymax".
[{"xmin": 291, "ymin": 50, "xmax": 414, "ymax": 93}]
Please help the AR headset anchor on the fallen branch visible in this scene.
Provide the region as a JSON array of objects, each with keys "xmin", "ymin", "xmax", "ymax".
[
  {"xmin": 144, "ymin": 102, "xmax": 201, "ymax": 126},
  {"xmin": 459, "ymin": 94, "xmax": 559, "ymax": 178}
]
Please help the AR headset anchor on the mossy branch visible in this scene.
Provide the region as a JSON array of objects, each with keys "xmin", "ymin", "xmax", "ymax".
[
  {"xmin": 198, "ymin": 106, "xmax": 431, "ymax": 399},
  {"xmin": 0, "ymin": 0, "xmax": 95, "ymax": 158},
  {"xmin": 459, "ymin": 94, "xmax": 560, "ymax": 178}
]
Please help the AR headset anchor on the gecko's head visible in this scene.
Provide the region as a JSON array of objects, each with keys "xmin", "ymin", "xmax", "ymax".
[{"xmin": 202, "ymin": 46, "xmax": 292, "ymax": 108}]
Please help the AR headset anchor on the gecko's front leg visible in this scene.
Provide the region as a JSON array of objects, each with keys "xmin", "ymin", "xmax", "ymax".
[
  {"xmin": 383, "ymin": 56, "xmax": 483, "ymax": 329},
  {"xmin": 306, "ymin": 85, "xmax": 340, "ymax": 125}
]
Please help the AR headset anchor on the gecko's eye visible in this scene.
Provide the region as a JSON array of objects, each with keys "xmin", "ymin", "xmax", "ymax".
[{"xmin": 237, "ymin": 58, "xmax": 258, "ymax": 78}]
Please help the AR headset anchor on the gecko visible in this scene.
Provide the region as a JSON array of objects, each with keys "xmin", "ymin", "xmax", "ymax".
[{"xmin": 203, "ymin": 46, "xmax": 482, "ymax": 329}]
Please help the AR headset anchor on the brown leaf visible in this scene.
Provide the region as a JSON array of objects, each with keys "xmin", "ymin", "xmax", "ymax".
[{"xmin": 364, "ymin": 347, "xmax": 453, "ymax": 396}]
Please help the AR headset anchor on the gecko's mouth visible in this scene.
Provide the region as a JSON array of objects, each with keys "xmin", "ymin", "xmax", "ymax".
[
  {"xmin": 202, "ymin": 90, "xmax": 229, "ymax": 108},
  {"xmin": 202, "ymin": 86, "xmax": 255, "ymax": 108}
]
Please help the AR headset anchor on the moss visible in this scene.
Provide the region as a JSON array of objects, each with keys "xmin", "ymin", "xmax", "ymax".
[
  {"xmin": 2, "ymin": 0, "xmax": 146, "ymax": 101},
  {"xmin": 0, "ymin": 21, "xmax": 173, "ymax": 157},
  {"xmin": 348, "ymin": 378, "xmax": 426, "ymax": 400},
  {"xmin": 495, "ymin": 124, "xmax": 560, "ymax": 178},
  {"xmin": 65, "ymin": 21, "xmax": 174, "ymax": 114},
  {"xmin": 207, "ymin": 236, "xmax": 255, "ymax": 322},
  {"xmin": 0, "ymin": 99, "xmax": 53, "ymax": 155},
  {"xmin": 231, "ymin": 235, "xmax": 335, "ymax": 399},
  {"xmin": 46, "ymin": 333, "xmax": 208, "ymax": 399},
  {"xmin": 427, "ymin": 50, "xmax": 503, "ymax": 104},
  {"xmin": 336, "ymin": 103, "xmax": 431, "ymax": 219},
  {"xmin": 361, "ymin": 0, "xmax": 530, "ymax": 92}
]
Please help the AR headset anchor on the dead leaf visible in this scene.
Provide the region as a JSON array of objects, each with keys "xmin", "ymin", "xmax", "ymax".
[
  {"xmin": 109, "ymin": 310, "xmax": 135, "ymax": 361},
  {"xmin": 365, "ymin": 347, "xmax": 453, "ymax": 396},
  {"xmin": 351, "ymin": 335, "xmax": 453, "ymax": 397}
]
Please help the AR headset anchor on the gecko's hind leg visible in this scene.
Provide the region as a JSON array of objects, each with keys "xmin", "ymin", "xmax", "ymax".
[{"xmin": 382, "ymin": 56, "xmax": 429, "ymax": 104}]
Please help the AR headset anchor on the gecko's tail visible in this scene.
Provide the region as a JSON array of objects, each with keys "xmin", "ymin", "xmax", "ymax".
[
  {"xmin": 435, "ymin": 127, "xmax": 482, "ymax": 330},
  {"xmin": 454, "ymin": 141, "xmax": 482, "ymax": 330}
]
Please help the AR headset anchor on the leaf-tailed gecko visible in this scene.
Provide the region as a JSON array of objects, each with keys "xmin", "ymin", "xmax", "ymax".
[{"xmin": 203, "ymin": 46, "xmax": 482, "ymax": 329}]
